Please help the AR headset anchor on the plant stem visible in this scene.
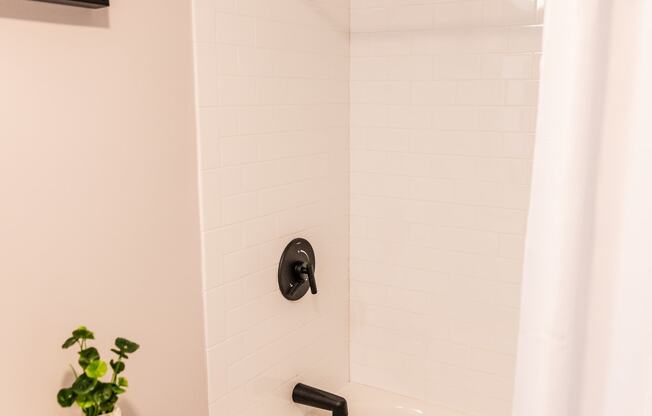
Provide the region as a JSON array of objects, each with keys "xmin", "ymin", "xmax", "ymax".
[{"xmin": 111, "ymin": 356, "xmax": 123, "ymax": 384}]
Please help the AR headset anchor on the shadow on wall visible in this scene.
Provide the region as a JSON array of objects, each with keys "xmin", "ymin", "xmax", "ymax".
[
  {"xmin": 118, "ymin": 400, "xmax": 138, "ymax": 416},
  {"xmin": 0, "ymin": 0, "xmax": 109, "ymax": 27},
  {"xmin": 303, "ymin": 0, "xmax": 349, "ymax": 32}
]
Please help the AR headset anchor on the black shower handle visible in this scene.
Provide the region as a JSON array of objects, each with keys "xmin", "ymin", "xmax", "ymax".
[
  {"xmin": 294, "ymin": 262, "xmax": 317, "ymax": 294},
  {"xmin": 287, "ymin": 276, "xmax": 308, "ymax": 298}
]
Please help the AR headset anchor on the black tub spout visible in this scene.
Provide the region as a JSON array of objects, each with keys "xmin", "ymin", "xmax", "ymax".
[{"xmin": 292, "ymin": 383, "xmax": 348, "ymax": 416}]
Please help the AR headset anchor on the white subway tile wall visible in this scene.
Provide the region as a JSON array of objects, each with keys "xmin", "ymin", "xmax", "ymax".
[
  {"xmin": 193, "ymin": 0, "xmax": 542, "ymax": 414},
  {"xmin": 192, "ymin": 1, "xmax": 351, "ymax": 415},
  {"xmin": 349, "ymin": 1, "xmax": 542, "ymax": 415}
]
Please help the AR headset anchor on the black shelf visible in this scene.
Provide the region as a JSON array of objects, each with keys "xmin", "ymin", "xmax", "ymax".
[{"xmin": 33, "ymin": 0, "xmax": 109, "ymax": 8}]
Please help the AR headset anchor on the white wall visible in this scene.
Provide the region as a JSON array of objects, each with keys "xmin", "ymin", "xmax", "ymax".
[
  {"xmin": 191, "ymin": 1, "xmax": 351, "ymax": 415},
  {"xmin": 0, "ymin": 1, "xmax": 208, "ymax": 415},
  {"xmin": 349, "ymin": 1, "xmax": 543, "ymax": 415}
]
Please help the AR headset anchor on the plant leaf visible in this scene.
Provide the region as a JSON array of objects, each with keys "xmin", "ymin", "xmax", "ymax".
[
  {"xmin": 78, "ymin": 347, "xmax": 100, "ymax": 369},
  {"xmin": 118, "ymin": 377, "xmax": 128, "ymax": 387},
  {"xmin": 57, "ymin": 388, "xmax": 76, "ymax": 407},
  {"xmin": 110, "ymin": 360, "xmax": 126, "ymax": 374},
  {"xmin": 111, "ymin": 384, "xmax": 126, "ymax": 395},
  {"xmin": 76, "ymin": 393, "xmax": 95, "ymax": 409},
  {"xmin": 92, "ymin": 382, "xmax": 113, "ymax": 403},
  {"xmin": 73, "ymin": 326, "xmax": 95, "ymax": 340},
  {"xmin": 85, "ymin": 360, "xmax": 108, "ymax": 379},
  {"xmin": 72, "ymin": 375, "xmax": 97, "ymax": 395},
  {"xmin": 111, "ymin": 348, "xmax": 128, "ymax": 359},
  {"xmin": 99, "ymin": 401, "xmax": 116, "ymax": 414},
  {"xmin": 115, "ymin": 338, "xmax": 140, "ymax": 353},
  {"xmin": 62, "ymin": 337, "xmax": 78, "ymax": 349}
]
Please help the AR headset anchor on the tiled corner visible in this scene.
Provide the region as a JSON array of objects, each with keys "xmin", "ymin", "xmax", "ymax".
[{"xmin": 191, "ymin": 1, "xmax": 351, "ymax": 415}]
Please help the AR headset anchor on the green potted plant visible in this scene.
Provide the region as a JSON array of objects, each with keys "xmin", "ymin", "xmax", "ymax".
[{"xmin": 57, "ymin": 326, "xmax": 140, "ymax": 416}]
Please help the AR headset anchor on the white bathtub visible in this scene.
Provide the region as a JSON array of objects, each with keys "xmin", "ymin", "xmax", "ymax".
[{"xmin": 306, "ymin": 383, "xmax": 446, "ymax": 416}]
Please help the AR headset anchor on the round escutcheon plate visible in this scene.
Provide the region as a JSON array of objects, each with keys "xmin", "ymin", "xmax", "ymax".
[{"xmin": 278, "ymin": 238, "xmax": 316, "ymax": 301}]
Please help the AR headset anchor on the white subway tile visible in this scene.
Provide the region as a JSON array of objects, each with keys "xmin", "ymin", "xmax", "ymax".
[
  {"xmin": 389, "ymin": 4, "xmax": 435, "ymax": 31},
  {"xmin": 195, "ymin": 44, "xmax": 219, "ymax": 106},
  {"xmin": 434, "ymin": 1, "xmax": 483, "ymax": 28},
  {"xmin": 243, "ymin": 216, "xmax": 277, "ymax": 246},
  {"xmin": 506, "ymin": 80, "xmax": 539, "ymax": 105},
  {"xmin": 215, "ymin": 44, "xmax": 239, "ymax": 76},
  {"xmin": 220, "ymin": 136, "xmax": 258, "ymax": 167},
  {"xmin": 214, "ymin": 0, "xmax": 236, "ymax": 14},
  {"xmin": 468, "ymin": 348, "xmax": 516, "ymax": 376},
  {"xmin": 201, "ymin": 170, "xmax": 222, "ymax": 230},
  {"xmin": 217, "ymin": 77, "xmax": 258, "ymax": 106},
  {"xmin": 412, "ymin": 81, "xmax": 457, "ymax": 105},
  {"xmin": 351, "ymin": 81, "xmax": 412, "ymax": 105},
  {"xmin": 456, "ymin": 80, "xmax": 506, "ymax": 105},
  {"xmin": 207, "ymin": 344, "xmax": 228, "ymax": 402},
  {"xmin": 483, "ymin": 0, "xmax": 537, "ymax": 25},
  {"xmin": 508, "ymin": 25, "xmax": 543, "ymax": 52},
  {"xmin": 351, "ymin": 8, "xmax": 390, "ymax": 32},
  {"xmin": 388, "ymin": 106, "xmax": 434, "ymax": 129},
  {"xmin": 206, "ymin": 286, "xmax": 227, "ymax": 347},
  {"xmin": 215, "ymin": 13, "xmax": 257, "ymax": 45},
  {"xmin": 501, "ymin": 54, "xmax": 535, "ymax": 79},
  {"xmin": 502, "ymin": 133, "xmax": 535, "ymax": 158},
  {"xmin": 197, "ymin": 108, "xmax": 221, "ymax": 170},
  {"xmin": 237, "ymin": 47, "xmax": 276, "ymax": 77},
  {"xmin": 203, "ymin": 226, "xmax": 245, "ymax": 289},
  {"xmin": 192, "ymin": 0, "xmax": 215, "ymax": 43},
  {"xmin": 221, "ymin": 192, "xmax": 258, "ymax": 225}
]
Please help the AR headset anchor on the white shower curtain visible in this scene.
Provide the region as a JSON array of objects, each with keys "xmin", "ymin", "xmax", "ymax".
[{"xmin": 512, "ymin": 1, "xmax": 652, "ymax": 415}]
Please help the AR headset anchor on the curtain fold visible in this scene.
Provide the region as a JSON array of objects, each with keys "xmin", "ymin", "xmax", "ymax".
[{"xmin": 512, "ymin": 1, "xmax": 652, "ymax": 415}]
